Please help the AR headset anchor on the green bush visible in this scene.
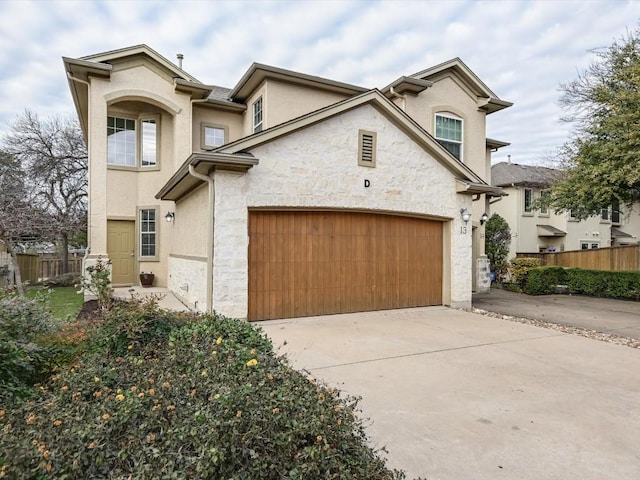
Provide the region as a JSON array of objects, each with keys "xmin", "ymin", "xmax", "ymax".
[
  {"xmin": 523, "ymin": 266, "xmax": 568, "ymax": 295},
  {"xmin": 88, "ymin": 295, "xmax": 195, "ymax": 357},
  {"xmin": 0, "ymin": 303, "xmax": 405, "ymax": 479},
  {"xmin": 509, "ymin": 257, "xmax": 542, "ymax": 288},
  {"xmin": 566, "ymin": 269, "xmax": 640, "ymax": 300},
  {"xmin": 0, "ymin": 294, "xmax": 59, "ymax": 401}
]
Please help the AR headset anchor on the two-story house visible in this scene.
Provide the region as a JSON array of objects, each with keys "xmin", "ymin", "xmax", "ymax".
[
  {"xmin": 491, "ymin": 162, "xmax": 640, "ymax": 259},
  {"xmin": 63, "ymin": 45, "xmax": 511, "ymax": 321}
]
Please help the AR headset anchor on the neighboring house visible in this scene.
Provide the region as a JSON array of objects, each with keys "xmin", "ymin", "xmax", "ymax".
[
  {"xmin": 63, "ymin": 44, "xmax": 511, "ymax": 320},
  {"xmin": 491, "ymin": 162, "xmax": 640, "ymax": 259}
]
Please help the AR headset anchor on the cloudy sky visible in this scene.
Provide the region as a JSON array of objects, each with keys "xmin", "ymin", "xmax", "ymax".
[{"xmin": 1, "ymin": 0, "xmax": 639, "ymax": 166}]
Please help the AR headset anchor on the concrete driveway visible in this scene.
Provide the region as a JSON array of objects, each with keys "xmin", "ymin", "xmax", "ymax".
[
  {"xmin": 259, "ymin": 307, "xmax": 640, "ymax": 480},
  {"xmin": 473, "ymin": 288, "xmax": 640, "ymax": 339}
]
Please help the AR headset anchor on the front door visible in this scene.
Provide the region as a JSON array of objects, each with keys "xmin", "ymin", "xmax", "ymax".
[{"xmin": 107, "ymin": 220, "xmax": 135, "ymax": 285}]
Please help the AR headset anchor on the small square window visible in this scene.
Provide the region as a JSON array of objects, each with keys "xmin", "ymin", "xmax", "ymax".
[{"xmin": 201, "ymin": 124, "xmax": 227, "ymax": 149}]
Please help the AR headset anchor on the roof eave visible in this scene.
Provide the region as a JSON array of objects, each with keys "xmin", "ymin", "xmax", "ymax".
[
  {"xmin": 174, "ymin": 78, "xmax": 213, "ymax": 99},
  {"xmin": 230, "ymin": 63, "xmax": 368, "ymax": 102},
  {"xmin": 457, "ymin": 180, "xmax": 506, "ymax": 196},
  {"xmin": 381, "ymin": 76, "xmax": 433, "ymax": 96},
  {"xmin": 479, "ymin": 97, "xmax": 513, "ymax": 114},
  {"xmin": 156, "ymin": 152, "xmax": 259, "ymax": 201},
  {"xmin": 486, "ymin": 137, "xmax": 511, "ymax": 150}
]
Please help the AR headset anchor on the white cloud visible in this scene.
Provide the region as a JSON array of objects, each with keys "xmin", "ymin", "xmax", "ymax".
[{"xmin": 1, "ymin": 0, "xmax": 640, "ymax": 167}]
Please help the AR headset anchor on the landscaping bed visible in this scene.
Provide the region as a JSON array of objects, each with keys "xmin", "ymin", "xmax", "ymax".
[{"xmin": 0, "ymin": 295, "xmax": 406, "ymax": 479}]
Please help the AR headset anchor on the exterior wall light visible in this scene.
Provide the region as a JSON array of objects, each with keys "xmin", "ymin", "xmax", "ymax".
[
  {"xmin": 165, "ymin": 212, "xmax": 175, "ymax": 222},
  {"xmin": 460, "ymin": 208, "xmax": 472, "ymax": 224},
  {"xmin": 480, "ymin": 212, "xmax": 489, "ymax": 225}
]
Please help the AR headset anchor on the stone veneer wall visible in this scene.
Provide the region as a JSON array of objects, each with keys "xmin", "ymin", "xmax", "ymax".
[
  {"xmin": 211, "ymin": 104, "xmax": 474, "ymax": 319},
  {"xmin": 168, "ymin": 255, "xmax": 207, "ymax": 311}
]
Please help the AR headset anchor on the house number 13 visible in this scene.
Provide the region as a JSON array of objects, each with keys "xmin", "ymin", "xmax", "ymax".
[{"xmin": 460, "ymin": 226, "xmax": 468, "ymax": 234}]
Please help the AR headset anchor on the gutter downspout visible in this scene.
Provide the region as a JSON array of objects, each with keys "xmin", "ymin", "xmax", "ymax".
[
  {"xmin": 188, "ymin": 164, "xmax": 215, "ymax": 312},
  {"xmin": 67, "ymin": 72, "xmax": 91, "ymax": 267},
  {"xmin": 389, "ymin": 86, "xmax": 406, "ymax": 111}
]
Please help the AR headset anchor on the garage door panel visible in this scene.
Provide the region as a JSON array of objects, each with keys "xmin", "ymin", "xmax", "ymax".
[{"xmin": 248, "ymin": 211, "xmax": 442, "ymax": 321}]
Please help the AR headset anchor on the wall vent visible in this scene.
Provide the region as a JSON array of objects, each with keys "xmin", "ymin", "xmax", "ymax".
[{"xmin": 358, "ymin": 130, "xmax": 377, "ymax": 167}]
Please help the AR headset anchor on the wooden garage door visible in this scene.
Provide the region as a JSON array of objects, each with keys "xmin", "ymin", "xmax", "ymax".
[{"xmin": 248, "ymin": 210, "xmax": 443, "ymax": 321}]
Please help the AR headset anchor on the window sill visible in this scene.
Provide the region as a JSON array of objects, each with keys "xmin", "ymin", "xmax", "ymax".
[{"xmin": 108, "ymin": 164, "xmax": 161, "ymax": 172}]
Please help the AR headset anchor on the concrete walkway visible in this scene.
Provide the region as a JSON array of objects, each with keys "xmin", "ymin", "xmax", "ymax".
[
  {"xmin": 112, "ymin": 286, "xmax": 190, "ymax": 311},
  {"xmin": 260, "ymin": 307, "xmax": 640, "ymax": 480},
  {"xmin": 473, "ymin": 288, "xmax": 640, "ymax": 339}
]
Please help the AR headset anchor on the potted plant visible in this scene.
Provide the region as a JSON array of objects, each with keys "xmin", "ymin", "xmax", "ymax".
[{"xmin": 139, "ymin": 271, "xmax": 155, "ymax": 288}]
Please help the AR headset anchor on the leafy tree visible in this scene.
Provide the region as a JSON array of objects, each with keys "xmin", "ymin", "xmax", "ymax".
[
  {"xmin": 543, "ymin": 28, "xmax": 640, "ymax": 218},
  {"xmin": 485, "ymin": 213, "xmax": 511, "ymax": 280},
  {"xmin": 2, "ymin": 110, "xmax": 88, "ymax": 272}
]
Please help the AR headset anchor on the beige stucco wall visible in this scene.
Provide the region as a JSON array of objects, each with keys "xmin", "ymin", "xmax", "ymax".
[
  {"xmin": 208, "ymin": 104, "xmax": 474, "ymax": 319},
  {"xmin": 491, "ymin": 186, "xmax": 615, "ymax": 259},
  {"xmin": 191, "ymin": 106, "xmax": 244, "ymax": 150},
  {"xmin": 404, "ymin": 75, "xmax": 488, "ymax": 181},
  {"xmin": 85, "ymin": 61, "xmax": 192, "ymax": 286},
  {"xmin": 265, "ymin": 80, "xmax": 351, "ymax": 126}
]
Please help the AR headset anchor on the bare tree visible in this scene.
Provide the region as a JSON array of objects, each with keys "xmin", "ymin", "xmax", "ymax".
[
  {"xmin": 0, "ymin": 150, "xmax": 52, "ymax": 296},
  {"xmin": 2, "ymin": 110, "xmax": 88, "ymax": 273}
]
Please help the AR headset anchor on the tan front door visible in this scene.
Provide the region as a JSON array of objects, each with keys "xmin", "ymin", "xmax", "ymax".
[
  {"xmin": 107, "ymin": 220, "xmax": 135, "ymax": 285},
  {"xmin": 248, "ymin": 210, "xmax": 443, "ymax": 321}
]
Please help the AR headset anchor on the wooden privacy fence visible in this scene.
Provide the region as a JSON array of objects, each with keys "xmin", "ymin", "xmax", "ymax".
[
  {"xmin": 15, "ymin": 254, "xmax": 83, "ymax": 284},
  {"xmin": 517, "ymin": 245, "xmax": 640, "ymax": 271}
]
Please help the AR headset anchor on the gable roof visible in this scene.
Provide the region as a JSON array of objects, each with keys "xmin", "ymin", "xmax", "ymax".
[
  {"xmin": 229, "ymin": 63, "xmax": 368, "ymax": 102},
  {"xmin": 492, "ymin": 162, "xmax": 562, "ymax": 187},
  {"xmin": 411, "ymin": 58, "xmax": 512, "ymax": 114},
  {"xmin": 80, "ymin": 44, "xmax": 201, "ymax": 83},
  {"xmin": 158, "ymin": 88, "xmax": 503, "ymax": 201}
]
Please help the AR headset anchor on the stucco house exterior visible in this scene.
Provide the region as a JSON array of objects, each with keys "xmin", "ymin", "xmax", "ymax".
[
  {"xmin": 491, "ymin": 161, "xmax": 640, "ymax": 259},
  {"xmin": 63, "ymin": 45, "xmax": 511, "ymax": 321}
]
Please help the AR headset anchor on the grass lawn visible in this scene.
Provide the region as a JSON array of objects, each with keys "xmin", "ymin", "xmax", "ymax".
[{"xmin": 26, "ymin": 286, "xmax": 84, "ymax": 320}]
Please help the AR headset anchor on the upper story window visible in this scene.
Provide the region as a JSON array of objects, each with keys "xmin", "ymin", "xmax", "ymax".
[
  {"xmin": 539, "ymin": 190, "xmax": 549, "ymax": 216},
  {"xmin": 107, "ymin": 115, "xmax": 158, "ymax": 168},
  {"xmin": 253, "ymin": 97, "xmax": 263, "ymax": 133},
  {"xmin": 611, "ymin": 198, "xmax": 621, "ymax": 224},
  {"xmin": 435, "ymin": 113, "xmax": 462, "ymax": 160},
  {"xmin": 201, "ymin": 123, "xmax": 227, "ymax": 149},
  {"xmin": 601, "ymin": 207, "xmax": 610, "ymax": 222},
  {"xmin": 523, "ymin": 188, "xmax": 533, "ymax": 214}
]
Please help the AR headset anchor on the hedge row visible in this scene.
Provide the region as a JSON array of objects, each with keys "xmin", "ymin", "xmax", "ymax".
[{"xmin": 523, "ymin": 266, "xmax": 640, "ymax": 300}]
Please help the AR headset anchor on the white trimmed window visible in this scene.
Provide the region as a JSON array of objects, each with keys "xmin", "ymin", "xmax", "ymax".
[
  {"xmin": 107, "ymin": 115, "xmax": 158, "ymax": 167},
  {"xmin": 539, "ymin": 190, "xmax": 549, "ymax": 215},
  {"xmin": 523, "ymin": 188, "xmax": 533, "ymax": 214},
  {"xmin": 139, "ymin": 208, "xmax": 157, "ymax": 258},
  {"xmin": 435, "ymin": 113, "xmax": 463, "ymax": 160},
  {"xmin": 253, "ymin": 97, "xmax": 263, "ymax": 133},
  {"xmin": 201, "ymin": 123, "xmax": 227, "ymax": 149}
]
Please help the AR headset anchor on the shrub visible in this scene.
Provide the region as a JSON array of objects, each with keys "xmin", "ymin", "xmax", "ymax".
[
  {"xmin": 0, "ymin": 304, "xmax": 404, "ymax": 479},
  {"xmin": 485, "ymin": 213, "xmax": 511, "ymax": 281},
  {"xmin": 508, "ymin": 257, "xmax": 542, "ymax": 288},
  {"xmin": 566, "ymin": 268, "xmax": 640, "ymax": 300},
  {"xmin": 77, "ymin": 257, "xmax": 113, "ymax": 310},
  {"xmin": 523, "ymin": 266, "xmax": 568, "ymax": 295},
  {"xmin": 88, "ymin": 295, "xmax": 195, "ymax": 357},
  {"xmin": 0, "ymin": 294, "xmax": 59, "ymax": 401}
]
